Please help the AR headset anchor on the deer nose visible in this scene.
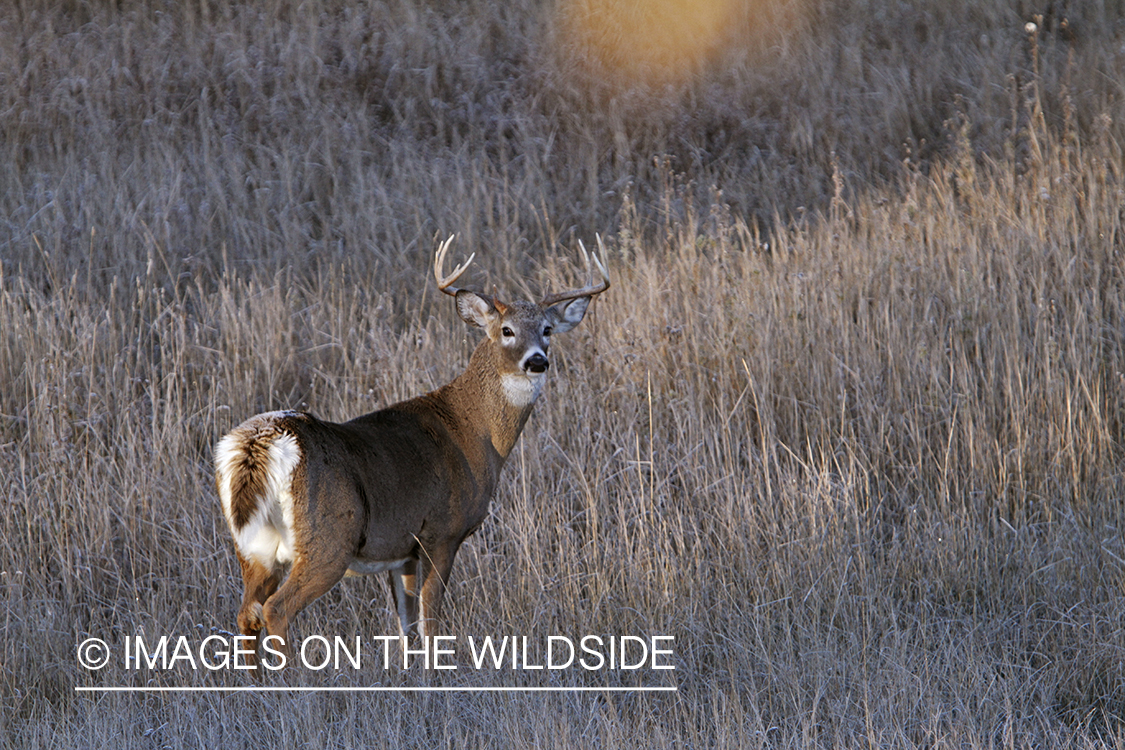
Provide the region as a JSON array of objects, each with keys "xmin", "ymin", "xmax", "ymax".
[{"xmin": 524, "ymin": 353, "xmax": 549, "ymax": 373}]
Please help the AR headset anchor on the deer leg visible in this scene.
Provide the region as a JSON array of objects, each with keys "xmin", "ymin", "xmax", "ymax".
[
  {"xmin": 260, "ymin": 552, "xmax": 351, "ymax": 667},
  {"xmin": 235, "ymin": 551, "xmax": 282, "ymax": 668},
  {"xmin": 416, "ymin": 543, "xmax": 459, "ymax": 639},
  {"xmin": 389, "ymin": 558, "xmax": 419, "ymax": 637}
]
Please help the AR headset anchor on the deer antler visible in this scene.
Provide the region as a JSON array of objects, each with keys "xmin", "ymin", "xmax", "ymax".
[
  {"xmin": 433, "ymin": 236, "xmax": 476, "ymax": 297},
  {"xmin": 539, "ymin": 235, "xmax": 611, "ymax": 307}
]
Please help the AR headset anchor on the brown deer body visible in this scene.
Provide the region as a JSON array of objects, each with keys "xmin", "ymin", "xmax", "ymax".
[{"xmin": 215, "ymin": 238, "xmax": 609, "ymax": 665}]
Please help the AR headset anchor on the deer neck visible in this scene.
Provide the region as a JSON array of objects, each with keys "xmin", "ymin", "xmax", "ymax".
[{"xmin": 437, "ymin": 343, "xmax": 541, "ymax": 462}]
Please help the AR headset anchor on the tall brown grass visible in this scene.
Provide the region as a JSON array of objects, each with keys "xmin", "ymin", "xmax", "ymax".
[{"xmin": 2, "ymin": 0, "xmax": 1124, "ymax": 746}]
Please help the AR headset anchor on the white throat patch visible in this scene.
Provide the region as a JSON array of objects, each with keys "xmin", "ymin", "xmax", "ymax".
[{"xmin": 501, "ymin": 372, "xmax": 545, "ymax": 408}]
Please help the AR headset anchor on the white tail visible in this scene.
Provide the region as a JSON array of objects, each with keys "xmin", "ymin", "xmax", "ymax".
[{"xmin": 215, "ymin": 237, "xmax": 609, "ymax": 666}]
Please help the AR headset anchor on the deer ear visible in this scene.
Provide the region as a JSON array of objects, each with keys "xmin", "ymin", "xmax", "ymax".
[
  {"xmin": 455, "ymin": 291, "xmax": 498, "ymax": 328},
  {"xmin": 546, "ymin": 296, "xmax": 591, "ymax": 334}
]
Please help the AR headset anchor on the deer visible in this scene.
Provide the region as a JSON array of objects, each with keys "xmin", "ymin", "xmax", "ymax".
[{"xmin": 214, "ymin": 237, "xmax": 609, "ymax": 667}]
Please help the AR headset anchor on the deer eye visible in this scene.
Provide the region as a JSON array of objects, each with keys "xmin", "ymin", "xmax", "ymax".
[
  {"xmin": 543, "ymin": 326, "xmax": 553, "ymax": 337},
  {"xmin": 501, "ymin": 327, "xmax": 514, "ymax": 338}
]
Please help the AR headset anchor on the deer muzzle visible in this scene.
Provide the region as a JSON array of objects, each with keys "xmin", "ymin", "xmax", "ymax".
[{"xmin": 524, "ymin": 352, "xmax": 549, "ymax": 373}]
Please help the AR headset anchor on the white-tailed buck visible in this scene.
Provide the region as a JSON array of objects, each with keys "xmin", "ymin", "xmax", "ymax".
[{"xmin": 215, "ymin": 237, "xmax": 609, "ymax": 666}]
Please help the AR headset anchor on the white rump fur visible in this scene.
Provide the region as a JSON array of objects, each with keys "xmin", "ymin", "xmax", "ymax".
[{"xmin": 215, "ymin": 425, "xmax": 302, "ymax": 570}]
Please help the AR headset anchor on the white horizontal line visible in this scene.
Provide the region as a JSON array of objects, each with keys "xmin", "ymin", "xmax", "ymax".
[{"xmin": 77, "ymin": 685, "xmax": 677, "ymax": 693}]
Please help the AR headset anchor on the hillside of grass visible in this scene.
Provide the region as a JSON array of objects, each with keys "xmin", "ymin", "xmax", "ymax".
[{"xmin": 2, "ymin": 0, "xmax": 1124, "ymax": 747}]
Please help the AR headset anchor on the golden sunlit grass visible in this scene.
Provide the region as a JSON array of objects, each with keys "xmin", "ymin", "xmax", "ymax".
[
  {"xmin": 558, "ymin": 0, "xmax": 740, "ymax": 86},
  {"xmin": 2, "ymin": 0, "xmax": 1124, "ymax": 747}
]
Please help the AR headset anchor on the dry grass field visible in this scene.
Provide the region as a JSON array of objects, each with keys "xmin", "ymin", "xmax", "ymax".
[{"xmin": 2, "ymin": 0, "xmax": 1125, "ymax": 746}]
